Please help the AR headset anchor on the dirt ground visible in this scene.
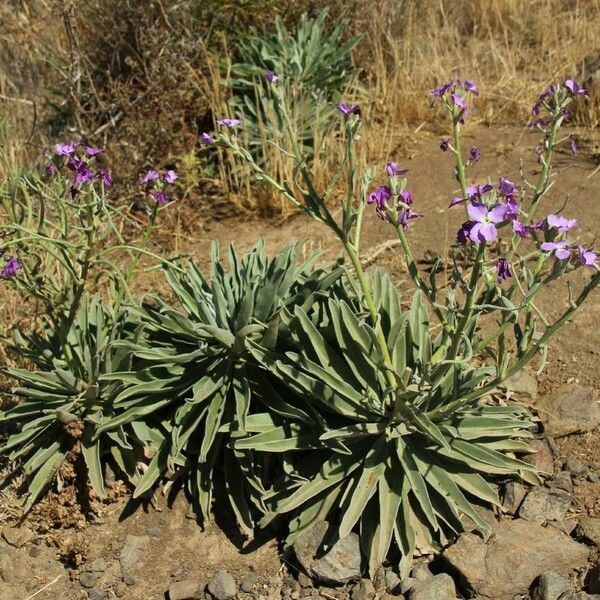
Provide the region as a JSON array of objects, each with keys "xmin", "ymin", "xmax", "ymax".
[{"xmin": 2, "ymin": 124, "xmax": 600, "ymax": 599}]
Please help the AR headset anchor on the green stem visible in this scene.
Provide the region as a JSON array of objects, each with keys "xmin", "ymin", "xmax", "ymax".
[{"xmin": 452, "ymin": 118, "xmax": 468, "ymax": 200}]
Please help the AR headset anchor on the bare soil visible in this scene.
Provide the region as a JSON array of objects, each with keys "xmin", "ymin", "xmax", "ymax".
[{"xmin": 2, "ymin": 125, "xmax": 600, "ymax": 599}]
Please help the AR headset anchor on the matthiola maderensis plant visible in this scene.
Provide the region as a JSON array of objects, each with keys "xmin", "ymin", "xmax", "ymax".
[
  {"xmin": 0, "ymin": 145, "xmax": 177, "ymax": 509},
  {"xmin": 202, "ymin": 73, "xmax": 600, "ymax": 575}
]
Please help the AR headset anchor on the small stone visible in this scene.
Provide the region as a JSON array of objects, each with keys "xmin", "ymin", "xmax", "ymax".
[
  {"xmin": 588, "ymin": 471, "xmax": 600, "ymax": 483},
  {"xmin": 80, "ymin": 572, "xmax": 101, "ymax": 589},
  {"xmin": 293, "ymin": 522, "xmax": 361, "ymax": 585},
  {"xmin": 147, "ymin": 526, "xmax": 161, "ymax": 537},
  {"xmin": 384, "ymin": 568, "xmax": 401, "ymax": 594},
  {"xmin": 88, "ymin": 590, "xmax": 107, "ymax": 600},
  {"xmin": 565, "ymin": 456, "xmax": 588, "ymax": 478},
  {"xmin": 297, "ymin": 573, "xmax": 312, "ymax": 588},
  {"xmin": 530, "ymin": 571, "xmax": 571, "ymax": 600},
  {"xmin": 534, "ymin": 384, "xmax": 600, "ymax": 437},
  {"xmin": 408, "ymin": 573, "xmax": 456, "ymax": 600},
  {"xmin": 502, "ymin": 481, "xmax": 527, "ymax": 514},
  {"xmin": 578, "ymin": 517, "xmax": 600, "ymax": 546},
  {"xmin": 123, "ymin": 574, "xmax": 136, "ymax": 586},
  {"xmin": 169, "ymin": 579, "xmax": 202, "ymax": 600},
  {"xmin": 546, "ymin": 436, "xmax": 560, "ymax": 457},
  {"xmin": 208, "ymin": 571, "xmax": 237, "ymax": 600},
  {"xmin": 589, "ymin": 564, "xmax": 600, "ymax": 594},
  {"xmin": 84, "ymin": 558, "xmax": 110, "ymax": 573},
  {"xmin": 351, "ymin": 579, "xmax": 376, "ymax": 600},
  {"xmin": 291, "ymin": 592, "xmax": 300, "ymax": 600},
  {"xmin": 1, "ymin": 526, "xmax": 35, "ymax": 548},
  {"xmin": 505, "ymin": 369, "xmax": 538, "ymax": 401},
  {"xmin": 518, "ymin": 486, "xmax": 571, "ymax": 524},
  {"xmin": 522, "ymin": 439, "xmax": 554, "ymax": 475},
  {"xmin": 400, "ymin": 578, "xmax": 418, "ymax": 595},
  {"xmin": 240, "ymin": 574, "xmax": 258, "ymax": 594},
  {"xmin": 119, "ymin": 534, "xmax": 150, "ymax": 571},
  {"xmin": 114, "ymin": 582, "xmax": 127, "ymax": 598},
  {"xmin": 411, "ymin": 566, "xmax": 431, "ymax": 582},
  {"xmin": 550, "ymin": 471, "xmax": 573, "ymax": 493},
  {"xmin": 28, "ymin": 546, "xmax": 41, "ymax": 558}
]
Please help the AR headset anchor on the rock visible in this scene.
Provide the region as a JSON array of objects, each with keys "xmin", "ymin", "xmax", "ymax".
[
  {"xmin": 588, "ymin": 471, "xmax": 600, "ymax": 483},
  {"xmin": 442, "ymin": 519, "xmax": 589, "ymax": 599},
  {"xmin": 88, "ymin": 590, "xmax": 107, "ymax": 600},
  {"xmin": 147, "ymin": 526, "xmax": 161, "ymax": 537},
  {"xmin": 565, "ymin": 456, "xmax": 588, "ymax": 478},
  {"xmin": 411, "ymin": 566, "xmax": 431, "ymax": 582},
  {"xmin": 1, "ymin": 526, "xmax": 35, "ymax": 548},
  {"xmin": 114, "ymin": 582, "xmax": 127, "ymax": 598},
  {"xmin": 522, "ymin": 439, "xmax": 555, "ymax": 475},
  {"xmin": 240, "ymin": 574, "xmax": 258, "ymax": 593},
  {"xmin": 578, "ymin": 517, "xmax": 600, "ymax": 546},
  {"xmin": 550, "ymin": 471, "xmax": 573, "ymax": 493},
  {"xmin": 80, "ymin": 571, "xmax": 101, "ymax": 588},
  {"xmin": 460, "ymin": 504, "xmax": 496, "ymax": 532},
  {"xmin": 123, "ymin": 574, "xmax": 135, "ymax": 586},
  {"xmin": 119, "ymin": 535, "xmax": 150, "ymax": 571},
  {"xmin": 530, "ymin": 571, "xmax": 570, "ymax": 600},
  {"xmin": 408, "ymin": 573, "xmax": 456, "ymax": 600},
  {"xmin": 384, "ymin": 568, "xmax": 401, "ymax": 593},
  {"xmin": 169, "ymin": 579, "xmax": 202, "ymax": 600},
  {"xmin": 351, "ymin": 579, "xmax": 376, "ymax": 600},
  {"xmin": 502, "ymin": 481, "xmax": 528, "ymax": 514},
  {"xmin": 534, "ymin": 384, "xmax": 600, "ymax": 437},
  {"xmin": 546, "ymin": 436, "xmax": 560, "ymax": 457},
  {"xmin": 505, "ymin": 370, "xmax": 538, "ymax": 401},
  {"xmin": 297, "ymin": 573, "xmax": 312, "ymax": 588},
  {"xmin": 84, "ymin": 558, "xmax": 110, "ymax": 573},
  {"xmin": 518, "ymin": 486, "xmax": 571, "ymax": 524},
  {"xmin": 208, "ymin": 571, "xmax": 237, "ymax": 600},
  {"xmin": 560, "ymin": 594, "xmax": 600, "ymax": 599},
  {"xmin": 400, "ymin": 578, "xmax": 418, "ymax": 595},
  {"xmin": 589, "ymin": 564, "xmax": 600, "ymax": 594},
  {"xmin": 293, "ymin": 522, "xmax": 362, "ymax": 585}
]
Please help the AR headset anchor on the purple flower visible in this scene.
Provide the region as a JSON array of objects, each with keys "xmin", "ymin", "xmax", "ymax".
[
  {"xmin": 142, "ymin": 169, "xmax": 160, "ymax": 184},
  {"xmin": 464, "ymin": 201, "xmax": 508, "ymax": 244},
  {"xmin": 200, "ymin": 132, "xmax": 213, "ymax": 145},
  {"xmin": 399, "ymin": 190, "xmax": 412, "ymax": 205},
  {"xmin": 505, "ymin": 197, "xmax": 519, "ymax": 220},
  {"xmin": 265, "ymin": 71, "xmax": 279, "ymax": 83},
  {"xmin": 336, "ymin": 102, "xmax": 359, "ymax": 116},
  {"xmin": 541, "ymin": 240, "xmax": 571, "ymax": 260},
  {"xmin": 1, "ymin": 256, "xmax": 22, "ymax": 279},
  {"xmin": 368, "ymin": 185, "xmax": 392, "ymax": 219},
  {"xmin": 73, "ymin": 164, "xmax": 94, "ymax": 186},
  {"xmin": 85, "ymin": 145, "xmax": 104, "ymax": 156},
  {"xmin": 163, "ymin": 170, "xmax": 178, "ymax": 184},
  {"xmin": 45, "ymin": 161, "xmax": 57, "ymax": 177},
  {"xmin": 564, "ymin": 79, "xmax": 588, "ymax": 97},
  {"xmin": 466, "ymin": 183, "xmax": 494, "ymax": 198},
  {"xmin": 457, "ymin": 220, "xmax": 475, "ymax": 245},
  {"xmin": 431, "ymin": 81, "xmax": 454, "ymax": 98},
  {"xmin": 54, "ymin": 142, "xmax": 77, "ymax": 156},
  {"xmin": 561, "ymin": 108, "xmax": 571, "ymax": 121},
  {"xmin": 462, "ymin": 80, "xmax": 479, "ymax": 96},
  {"xmin": 217, "ymin": 118, "xmax": 241, "ymax": 127},
  {"xmin": 570, "ymin": 134, "xmax": 577, "ymax": 155},
  {"xmin": 532, "ymin": 84, "xmax": 557, "ymax": 116},
  {"xmin": 98, "ymin": 168, "xmax": 112, "ymax": 187},
  {"xmin": 576, "ymin": 245, "xmax": 598, "ymax": 267},
  {"xmin": 498, "ymin": 177, "xmax": 516, "ymax": 198},
  {"xmin": 386, "ymin": 162, "xmax": 408, "ymax": 177},
  {"xmin": 469, "ymin": 146, "xmax": 481, "ymax": 162},
  {"xmin": 512, "ymin": 220, "xmax": 529, "ymax": 239},
  {"xmin": 153, "ymin": 191, "xmax": 169, "ymax": 205},
  {"xmin": 450, "ymin": 93, "xmax": 467, "ymax": 111},
  {"xmin": 530, "ymin": 118, "xmax": 549, "ymax": 129},
  {"xmin": 439, "ymin": 138, "xmax": 449, "ymax": 152},
  {"xmin": 496, "ymin": 257, "xmax": 512, "ymax": 282},
  {"xmin": 547, "ymin": 214, "xmax": 577, "ymax": 233},
  {"xmin": 398, "ymin": 208, "xmax": 422, "ymax": 230}
]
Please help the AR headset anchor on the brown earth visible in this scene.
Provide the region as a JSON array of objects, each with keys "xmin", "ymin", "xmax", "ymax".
[{"xmin": 2, "ymin": 124, "xmax": 600, "ymax": 599}]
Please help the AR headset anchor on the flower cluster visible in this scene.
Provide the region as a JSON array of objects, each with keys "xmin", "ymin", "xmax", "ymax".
[
  {"xmin": 45, "ymin": 142, "xmax": 112, "ymax": 196},
  {"xmin": 0, "ymin": 248, "xmax": 21, "ymax": 279},
  {"xmin": 367, "ymin": 163, "xmax": 421, "ymax": 228},
  {"xmin": 540, "ymin": 214, "xmax": 597, "ymax": 267},
  {"xmin": 531, "ymin": 79, "xmax": 588, "ymax": 124},
  {"xmin": 431, "ymin": 79, "xmax": 479, "ymax": 120},
  {"xmin": 141, "ymin": 169, "xmax": 178, "ymax": 205},
  {"xmin": 200, "ymin": 115, "xmax": 243, "ymax": 146}
]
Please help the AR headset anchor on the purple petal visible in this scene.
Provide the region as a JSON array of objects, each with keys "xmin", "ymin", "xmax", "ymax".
[
  {"xmin": 265, "ymin": 71, "xmax": 279, "ymax": 83},
  {"xmin": 85, "ymin": 145, "xmax": 104, "ymax": 156},
  {"xmin": 489, "ymin": 204, "xmax": 508, "ymax": 223},
  {"xmin": 467, "ymin": 201, "xmax": 488, "ymax": 222},
  {"xmin": 200, "ymin": 132, "xmax": 214, "ymax": 145},
  {"xmin": 217, "ymin": 118, "xmax": 241, "ymax": 127},
  {"xmin": 386, "ymin": 162, "xmax": 409, "ymax": 177},
  {"xmin": 450, "ymin": 93, "xmax": 467, "ymax": 110},
  {"xmin": 469, "ymin": 222, "xmax": 497, "ymax": 244},
  {"xmin": 142, "ymin": 169, "xmax": 160, "ymax": 184},
  {"xmin": 163, "ymin": 170, "xmax": 178, "ymax": 184},
  {"xmin": 153, "ymin": 191, "xmax": 169, "ymax": 205}
]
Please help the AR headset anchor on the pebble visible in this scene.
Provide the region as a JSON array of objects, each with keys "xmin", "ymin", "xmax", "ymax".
[
  {"xmin": 411, "ymin": 566, "xmax": 431, "ymax": 582},
  {"xmin": 240, "ymin": 574, "xmax": 259, "ymax": 593},
  {"xmin": 518, "ymin": 486, "xmax": 572, "ymax": 524},
  {"xmin": 168, "ymin": 579, "xmax": 202, "ymax": 600},
  {"xmin": 530, "ymin": 571, "xmax": 571, "ymax": 600},
  {"xmin": 350, "ymin": 579, "xmax": 376, "ymax": 600},
  {"xmin": 588, "ymin": 471, "xmax": 600, "ymax": 483},
  {"xmin": 502, "ymin": 481, "xmax": 527, "ymax": 514},
  {"xmin": 80, "ymin": 571, "xmax": 101, "ymax": 589},
  {"xmin": 297, "ymin": 573, "xmax": 312, "ymax": 588},
  {"xmin": 565, "ymin": 456, "xmax": 588, "ymax": 478},
  {"xmin": 522, "ymin": 439, "xmax": 555, "ymax": 475},
  {"xmin": 147, "ymin": 526, "xmax": 161, "ymax": 537},
  {"xmin": 550, "ymin": 471, "xmax": 573, "ymax": 493},
  {"xmin": 208, "ymin": 571, "xmax": 237, "ymax": 600},
  {"xmin": 578, "ymin": 517, "xmax": 600, "ymax": 547},
  {"xmin": 400, "ymin": 577, "xmax": 418, "ymax": 595},
  {"xmin": 119, "ymin": 534, "xmax": 150, "ymax": 571},
  {"xmin": 84, "ymin": 558, "xmax": 110, "ymax": 573},
  {"xmin": 114, "ymin": 582, "xmax": 127, "ymax": 598},
  {"xmin": 384, "ymin": 568, "xmax": 401, "ymax": 593},
  {"xmin": 408, "ymin": 573, "xmax": 456, "ymax": 600},
  {"xmin": 88, "ymin": 589, "xmax": 107, "ymax": 600},
  {"xmin": 123, "ymin": 573, "xmax": 136, "ymax": 586}
]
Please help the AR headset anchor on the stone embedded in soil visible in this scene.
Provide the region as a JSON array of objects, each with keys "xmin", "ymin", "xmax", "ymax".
[
  {"xmin": 533, "ymin": 384, "xmax": 600, "ymax": 437},
  {"xmin": 578, "ymin": 517, "xmax": 600, "ymax": 546},
  {"xmin": 502, "ymin": 481, "xmax": 528, "ymax": 514},
  {"xmin": 384, "ymin": 568, "xmax": 401, "ymax": 594},
  {"xmin": 297, "ymin": 573, "xmax": 312, "ymax": 588},
  {"xmin": 240, "ymin": 573, "xmax": 259, "ymax": 593},
  {"xmin": 550, "ymin": 471, "xmax": 573, "ymax": 493},
  {"xmin": 350, "ymin": 579, "xmax": 376, "ymax": 600},
  {"xmin": 88, "ymin": 589, "xmax": 108, "ymax": 600},
  {"xmin": 119, "ymin": 534, "xmax": 150, "ymax": 571},
  {"xmin": 522, "ymin": 439, "xmax": 555, "ymax": 475},
  {"xmin": 442, "ymin": 519, "xmax": 589, "ymax": 599},
  {"xmin": 518, "ymin": 486, "xmax": 572, "ymax": 524},
  {"xmin": 168, "ymin": 579, "xmax": 203, "ymax": 600},
  {"xmin": 530, "ymin": 571, "xmax": 571, "ymax": 600},
  {"xmin": 208, "ymin": 571, "xmax": 237, "ymax": 600},
  {"xmin": 505, "ymin": 369, "xmax": 538, "ymax": 401},
  {"xmin": 1, "ymin": 526, "xmax": 35, "ymax": 548},
  {"xmin": 84, "ymin": 558, "xmax": 110, "ymax": 573},
  {"xmin": 400, "ymin": 577, "xmax": 418, "ymax": 595},
  {"xmin": 80, "ymin": 571, "xmax": 101, "ymax": 588},
  {"xmin": 565, "ymin": 455, "xmax": 588, "ymax": 478},
  {"xmin": 293, "ymin": 522, "xmax": 362, "ymax": 586},
  {"xmin": 411, "ymin": 566, "xmax": 432, "ymax": 582},
  {"xmin": 408, "ymin": 573, "xmax": 456, "ymax": 600}
]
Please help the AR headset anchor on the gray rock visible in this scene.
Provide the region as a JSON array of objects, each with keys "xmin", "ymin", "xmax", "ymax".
[
  {"xmin": 400, "ymin": 578, "xmax": 418, "ymax": 595},
  {"xmin": 1, "ymin": 526, "xmax": 35, "ymax": 548},
  {"xmin": 578, "ymin": 517, "xmax": 600, "ymax": 546},
  {"xmin": 588, "ymin": 470, "xmax": 600, "ymax": 483},
  {"xmin": 384, "ymin": 568, "xmax": 401, "ymax": 593},
  {"xmin": 530, "ymin": 571, "xmax": 570, "ymax": 600},
  {"xmin": 505, "ymin": 370, "xmax": 538, "ymax": 401},
  {"xmin": 351, "ymin": 579, "xmax": 376, "ymax": 600},
  {"xmin": 534, "ymin": 384, "xmax": 600, "ymax": 437},
  {"xmin": 80, "ymin": 571, "xmax": 101, "ymax": 589},
  {"xmin": 123, "ymin": 574, "xmax": 135, "ymax": 586},
  {"xmin": 119, "ymin": 534, "xmax": 150, "ymax": 571},
  {"xmin": 147, "ymin": 526, "xmax": 161, "ymax": 537},
  {"xmin": 546, "ymin": 436, "xmax": 560, "ymax": 457},
  {"xmin": 408, "ymin": 573, "xmax": 456, "ymax": 600},
  {"xmin": 518, "ymin": 486, "xmax": 571, "ymax": 524},
  {"xmin": 208, "ymin": 571, "xmax": 237, "ymax": 600},
  {"xmin": 502, "ymin": 481, "xmax": 528, "ymax": 514},
  {"xmin": 88, "ymin": 590, "xmax": 107, "ymax": 600},
  {"xmin": 522, "ymin": 439, "xmax": 555, "ymax": 475},
  {"xmin": 550, "ymin": 471, "xmax": 573, "ymax": 493},
  {"xmin": 293, "ymin": 522, "xmax": 361, "ymax": 585},
  {"xmin": 443, "ymin": 519, "xmax": 589, "ymax": 599},
  {"xmin": 168, "ymin": 579, "xmax": 202, "ymax": 600},
  {"xmin": 84, "ymin": 558, "xmax": 110, "ymax": 573},
  {"xmin": 240, "ymin": 574, "xmax": 258, "ymax": 593},
  {"xmin": 589, "ymin": 564, "xmax": 600, "ymax": 594},
  {"xmin": 297, "ymin": 573, "xmax": 312, "ymax": 588},
  {"xmin": 565, "ymin": 456, "xmax": 588, "ymax": 478},
  {"xmin": 411, "ymin": 566, "xmax": 431, "ymax": 582}
]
